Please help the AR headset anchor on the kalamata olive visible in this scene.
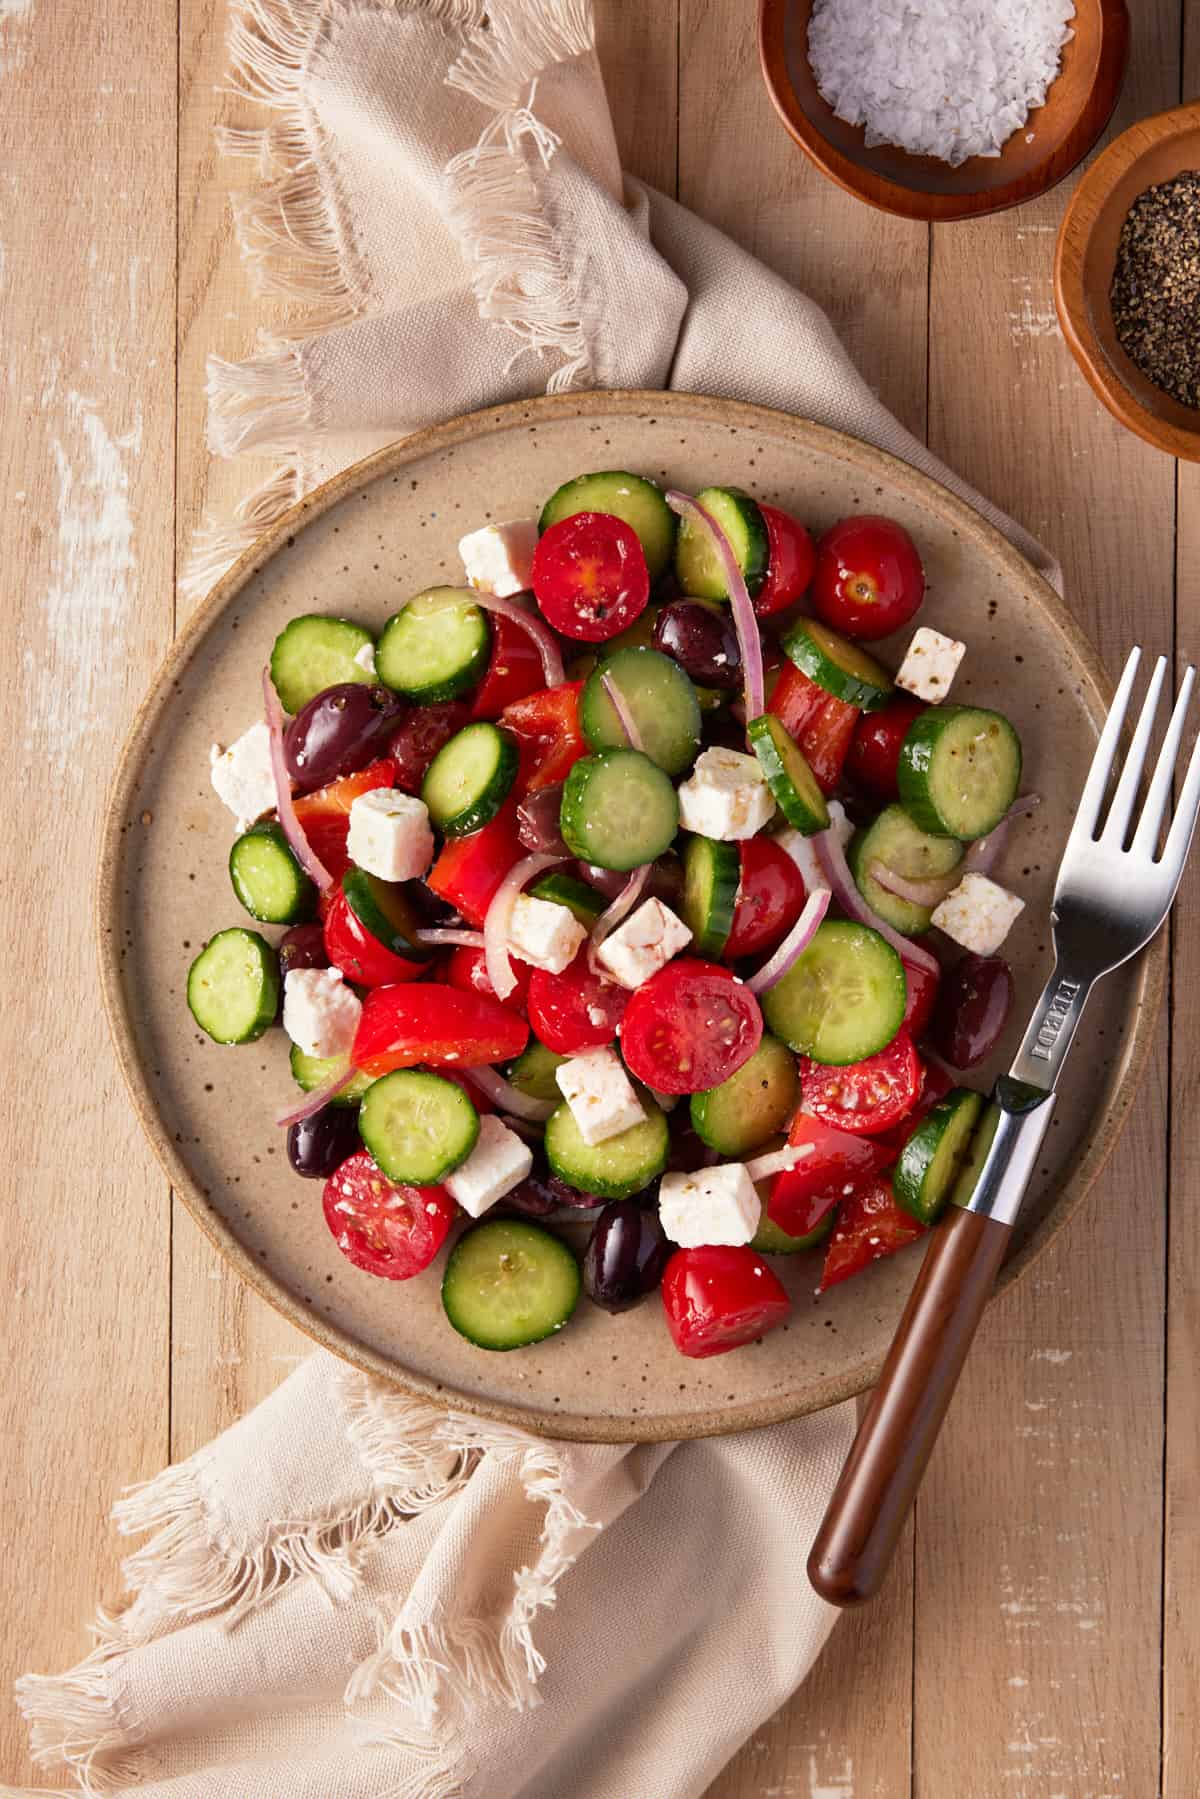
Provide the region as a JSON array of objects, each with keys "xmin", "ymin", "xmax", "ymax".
[
  {"xmin": 385, "ymin": 700, "xmax": 472, "ymax": 794},
  {"xmin": 653, "ymin": 600, "xmax": 742, "ymax": 690},
  {"xmin": 583, "ymin": 1201, "xmax": 671, "ymax": 1311},
  {"xmin": 499, "ymin": 1171, "xmax": 560, "ymax": 1218},
  {"xmin": 665, "ymin": 1123, "xmax": 722, "ymax": 1175},
  {"xmin": 931, "ymin": 954, "xmax": 1014, "ymax": 1069},
  {"xmin": 546, "ymin": 1174, "xmax": 606, "ymax": 1210},
  {"xmin": 643, "ymin": 851, "xmax": 682, "ymax": 909},
  {"xmin": 284, "ymin": 683, "xmax": 403, "ymax": 793},
  {"xmin": 278, "ymin": 922, "xmax": 328, "ymax": 977},
  {"xmin": 518, "ymin": 784, "xmax": 569, "ymax": 855},
  {"xmin": 287, "ymin": 1106, "xmax": 362, "ymax": 1179},
  {"xmin": 574, "ymin": 860, "xmax": 628, "ymax": 901}
]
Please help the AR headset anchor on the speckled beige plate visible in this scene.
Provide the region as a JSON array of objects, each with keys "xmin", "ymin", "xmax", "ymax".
[{"xmin": 99, "ymin": 392, "xmax": 1164, "ymax": 1442}]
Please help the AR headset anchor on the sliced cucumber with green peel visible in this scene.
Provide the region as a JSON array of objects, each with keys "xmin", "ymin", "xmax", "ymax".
[
  {"xmin": 898, "ymin": 706, "xmax": 1023, "ymax": 840},
  {"xmin": 503, "ymin": 1040, "xmax": 569, "ymax": 1105},
  {"xmin": 559, "ymin": 749, "xmax": 679, "ymax": 871},
  {"xmin": 781, "ymin": 618, "xmax": 893, "ymax": 711},
  {"xmin": 540, "ymin": 471, "xmax": 676, "ymax": 579},
  {"xmin": 894, "ymin": 1088, "xmax": 984, "ymax": 1224},
  {"xmin": 269, "ymin": 615, "xmax": 375, "ymax": 715},
  {"xmin": 544, "ymin": 1097, "xmax": 669, "ymax": 1199},
  {"xmin": 951, "ymin": 1101, "xmax": 1001, "ymax": 1207},
  {"xmin": 290, "ymin": 1045, "xmax": 374, "ymax": 1106},
  {"xmin": 679, "ymin": 833, "xmax": 740, "ymax": 958},
  {"xmin": 747, "ymin": 714, "xmax": 831, "ymax": 835},
  {"xmin": 674, "ymin": 486, "xmax": 769, "ymax": 600},
  {"xmin": 752, "ymin": 1207, "xmax": 835, "ymax": 1254},
  {"xmin": 690, "ymin": 1035, "xmax": 800, "ymax": 1157},
  {"xmin": 229, "ymin": 822, "xmax": 316, "ymax": 925},
  {"xmin": 848, "ymin": 804, "xmax": 965, "ymax": 935},
  {"xmin": 421, "ymin": 721, "xmax": 518, "ymax": 836},
  {"xmin": 358, "ymin": 1068, "xmax": 479, "ymax": 1184},
  {"xmin": 376, "ymin": 588, "xmax": 490, "ymax": 702},
  {"xmin": 187, "ymin": 928, "xmax": 280, "ymax": 1045},
  {"xmin": 342, "ymin": 870, "xmax": 434, "ymax": 962},
  {"xmin": 580, "ymin": 647, "xmax": 701, "ymax": 776},
  {"xmin": 527, "ymin": 872, "xmax": 605, "ymax": 928},
  {"xmin": 761, "ymin": 920, "xmax": 906, "ymax": 1065},
  {"xmin": 442, "ymin": 1220, "xmax": 581, "ymax": 1351}
]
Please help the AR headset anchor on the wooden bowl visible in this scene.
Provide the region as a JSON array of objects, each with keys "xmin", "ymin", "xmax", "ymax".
[
  {"xmin": 758, "ymin": 0, "xmax": 1130, "ymax": 222},
  {"xmin": 1055, "ymin": 102, "xmax": 1200, "ymax": 461}
]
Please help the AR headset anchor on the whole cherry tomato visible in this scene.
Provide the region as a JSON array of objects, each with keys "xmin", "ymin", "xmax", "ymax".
[
  {"xmin": 322, "ymin": 1151, "xmax": 456, "ymax": 1280},
  {"xmin": 724, "ymin": 836, "xmax": 807, "ymax": 961},
  {"xmin": 846, "ymin": 695, "xmax": 928, "ymax": 802},
  {"xmin": 812, "ymin": 515, "xmax": 925, "ymax": 642},
  {"xmin": 661, "ymin": 1245, "xmax": 790, "ymax": 1358},
  {"xmin": 532, "ymin": 513, "xmax": 650, "ymax": 642},
  {"xmin": 755, "ymin": 504, "xmax": 816, "ymax": 616}
]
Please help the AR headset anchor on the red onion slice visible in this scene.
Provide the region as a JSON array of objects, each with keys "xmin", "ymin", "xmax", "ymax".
[
  {"xmin": 467, "ymin": 1064, "xmax": 555, "ymax": 1123},
  {"xmin": 276, "ymin": 1059, "xmax": 357, "ymax": 1128},
  {"xmin": 483, "ymin": 851, "xmax": 562, "ymax": 1001},
  {"xmin": 600, "ymin": 671, "xmax": 644, "ymax": 751},
  {"xmin": 962, "ymin": 793, "xmax": 1041, "ymax": 878},
  {"xmin": 587, "ymin": 862, "xmax": 651, "ymax": 975},
  {"xmin": 813, "ymin": 827, "xmax": 941, "ymax": 979},
  {"xmin": 262, "ymin": 667, "xmax": 333, "ymax": 893},
  {"xmin": 469, "ymin": 590, "xmax": 565, "ymax": 688},
  {"xmin": 745, "ymin": 1142, "xmax": 817, "ymax": 1183},
  {"xmin": 414, "ymin": 928, "xmax": 487, "ymax": 950},
  {"xmin": 666, "ymin": 490, "xmax": 764, "ymax": 723},
  {"xmin": 868, "ymin": 860, "xmax": 960, "ymax": 910},
  {"xmin": 746, "ymin": 885, "xmax": 832, "ymax": 995}
]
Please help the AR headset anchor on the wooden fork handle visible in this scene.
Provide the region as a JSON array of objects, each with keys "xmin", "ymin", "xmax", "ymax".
[{"xmin": 808, "ymin": 1205, "xmax": 1012, "ymax": 1607}]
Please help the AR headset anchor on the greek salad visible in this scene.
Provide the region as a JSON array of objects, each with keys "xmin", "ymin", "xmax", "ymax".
[{"xmin": 189, "ymin": 471, "xmax": 1034, "ymax": 1360}]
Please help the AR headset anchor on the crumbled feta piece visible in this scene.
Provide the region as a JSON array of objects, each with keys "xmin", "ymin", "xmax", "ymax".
[
  {"xmin": 658, "ymin": 1164, "xmax": 761, "ymax": 1248},
  {"xmin": 895, "ymin": 626, "xmax": 966, "ymax": 703},
  {"xmin": 677, "ymin": 747, "xmax": 776, "ymax": 841},
  {"xmin": 445, "ymin": 1114, "xmax": 534, "ymax": 1219},
  {"xmin": 353, "ymin": 640, "xmax": 377, "ymax": 676},
  {"xmin": 507, "ymin": 894, "xmax": 588, "ymax": 974},
  {"xmin": 931, "ymin": 871, "xmax": 1025, "ymax": 955},
  {"xmin": 282, "ymin": 967, "xmax": 362, "ymax": 1060},
  {"xmin": 209, "ymin": 721, "xmax": 277, "ymax": 833},
  {"xmin": 346, "ymin": 788, "xmax": 434, "ymax": 883},
  {"xmin": 595, "ymin": 898, "xmax": 692, "ymax": 990},
  {"xmin": 555, "ymin": 1047, "xmax": 646, "ymax": 1146},
  {"xmin": 458, "ymin": 520, "xmax": 538, "ymax": 598}
]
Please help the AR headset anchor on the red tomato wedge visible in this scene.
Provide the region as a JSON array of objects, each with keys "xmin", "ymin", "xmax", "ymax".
[
  {"xmin": 447, "ymin": 943, "xmax": 533, "ymax": 1011},
  {"xmin": 352, "ymin": 984, "xmax": 528, "ymax": 1078},
  {"xmin": 620, "ymin": 959, "xmax": 763, "ymax": 1096},
  {"xmin": 873, "ymin": 1060, "xmax": 954, "ymax": 1157},
  {"xmin": 768, "ymin": 1112, "xmax": 893, "ymax": 1238},
  {"xmin": 755, "ymin": 504, "xmax": 816, "ymax": 616},
  {"xmin": 292, "ymin": 757, "xmax": 398, "ymax": 881},
  {"xmin": 323, "ymin": 887, "xmax": 428, "ymax": 988},
  {"xmin": 724, "ymin": 835, "xmax": 807, "ymax": 961},
  {"xmin": 799, "ymin": 1034, "xmax": 922, "ymax": 1137},
  {"xmin": 531, "ymin": 512, "xmax": 650, "ymax": 642},
  {"xmin": 766, "ymin": 661, "xmax": 857, "ymax": 794},
  {"xmin": 426, "ymin": 798, "xmax": 524, "ymax": 927},
  {"xmin": 819, "ymin": 1179, "xmax": 926, "ymax": 1292},
  {"xmin": 469, "ymin": 612, "xmax": 544, "ymax": 719},
  {"xmin": 661, "ymin": 1245, "xmax": 790, "ymax": 1358},
  {"xmin": 322, "ymin": 1151, "xmax": 456, "ymax": 1280},
  {"xmin": 846, "ymin": 695, "xmax": 928, "ymax": 803},
  {"xmin": 527, "ymin": 949, "xmax": 627, "ymax": 1055},
  {"xmin": 500, "ymin": 682, "xmax": 586, "ymax": 793}
]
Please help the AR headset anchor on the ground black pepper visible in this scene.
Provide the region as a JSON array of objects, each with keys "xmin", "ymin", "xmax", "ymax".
[{"xmin": 1109, "ymin": 170, "xmax": 1200, "ymax": 410}]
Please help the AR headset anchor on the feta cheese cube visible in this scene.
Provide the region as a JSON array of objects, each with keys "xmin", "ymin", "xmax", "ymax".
[
  {"xmin": 445, "ymin": 1114, "xmax": 533, "ymax": 1219},
  {"xmin": 931, "ymin": 871, "xmax": 1025, "ymax": 955},
  {"xmin": 595, "ymin": 897, "xmax": 692, "ymax": 990},
  {"xmin": 458, "ymin": 519, "xmax": 538, "ymax": 598},
  {"xmin": 555, "ymin": 1047, "xmax": 646, "ymax": 1146},
  {"xmin": 895, "ymin": 626, "xmax": 966, "ymax": 703},
  {"xmin": 507, "ymin": 894, "xmax": 587, "ymax": 974},
  {"xmin": 209, "ymin": 721, "xmax": 277, "ymax": 833},
  {"xmin": 677, "ymin": 747, "xmax": 776, "ymax": 841},
  {"xmin": 282, "ymin": 967, "xmax": 362, "ymax": 1060},
  {"xmin": 347, "ymin": 788, "xmax": 434, "ymax": 883},
  {"xmin": 353, "ymin": 640, "xmax": 377, "ymax": 676},
  {"xmin": 658, "ymin": 1164, "xmax": 761, "ymax": 1248}
]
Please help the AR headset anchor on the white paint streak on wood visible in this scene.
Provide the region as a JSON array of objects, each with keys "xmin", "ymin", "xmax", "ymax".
[{"xmin": 0, "ymin": 0, "xmax": 33, "ymax": 78}]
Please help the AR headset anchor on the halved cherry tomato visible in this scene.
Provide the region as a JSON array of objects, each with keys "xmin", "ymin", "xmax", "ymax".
[
  {"xmin": 724, "ymin": 835, "xmax": 807, "ymax": 961},
  {"xmin": 323, "ymin": 887, "xmax": 429, "ymax": 988},
  {"xmin": 469, "ymin": 613, "xmax": 544, "ymax": 719},
  {"xmin": 812, "ymin": 515, "xmax": 925, "ymax": 642},
  {"xmin": 768, "ymin": 1111, "xmax": 893, "ymax": 1237},
  {"xmin": 846, "ymin": 695, "xmax": 928, "ymax": 803},
  {"xmin": 819, "ymin": 1178, "xmax": 926, "ymax": 1291},
  {"xmin": 322, "ymin": 1151, "xmax": 456, "ymax": 1280},
  {"xmin": 755, "ymin": 504, "xmax": 816, "ymax": 616},
  {"xmin": 799, "ymin": 1033, "xmax": 921, "ymax": 1137},
  {"xmin": 386, "ymin": 702, "xmax": 471, "ymax": 795},
  {"xmin": 426, "ymin": 798, "xmax": 523, "ymax": 927},
  {"xmin": 766, "ymin": 661, "xmax": 857, "ymax": 794},
  {"xmin": 292, "ymin": 757, "xmax": 397, "ymax": 881},
  {"xmin": 447, "ymin": 943, "xmax": 533, "ymax": 1011},
  {"xmin": 500, "ymin": 682, "xmax": 586, "ymax": 793},
  {"xmin": 901, "ymin": 956, "xmax": 940, "ymax": 1042},
  {"xmin": 532, "ymin": 513, "xmax": 650, "ymax": 642},
  {"xmin": 353, "ymin": 984, "xmax": 528, "ymax": 1077},
  {"xmin": 661, "ymin": 1245, "xmax": 790, "ymax": 1358},
  {"xmin": 620, "ymin": 959, "xmax": 763, "ymax": 1096},
  {"xmin": 873, "ymin": 1060, "xmax": 954, "ymax": 1157},
  {"xmin": 527, "ymin": 948, "xmax": 627, "ymax": 1055}
]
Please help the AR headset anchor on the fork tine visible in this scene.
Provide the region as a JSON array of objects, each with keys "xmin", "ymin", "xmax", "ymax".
[
  {"xmin": 1132, "ymin": 666, "xmax": 1196, "ymax": 857},
  {"xmin": 1068, "ymin": 647, "xmax": 1142, "ymax": 846},
  {"xmin": 1102, "ymin": 655, "xmax": 1168, "ymax": 844},
  {"xmin": 1159, "ymin": 694, "xmax": 1200, "ymax": 879}
]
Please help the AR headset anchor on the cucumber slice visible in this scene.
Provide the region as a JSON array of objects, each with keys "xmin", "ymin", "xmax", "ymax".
[
  {"xmin": 528, "ymin": 872, "xmax": 605, "ymax": 927},
  {"xmin": 898, "ymin": 706, "xmax": 1023, "ymax": 840},
  {"xmin": 848, "ymin": 804, "xmax": 965, "ymax": 935},
  {"xmin": 894, "ymin": 1088, "xmax": 984, "ymax": 1224},
  {"xmin": 674, "ymin": 486, "xmax": 769, "ymax": 601},
  {"xmin": 342, "ymin": 870, "xmax": 434, "ymax": 962},
  {"xmin": 544, "ymin": 1096, "xmax": 669, "ymax": 1199},
  {"xmin": 747, "ymin": 714, "xmax": 831, "ymax": 836},
  {"xmin": 269, "ymin": 615, "xmax": 375, "ymax": 715},
  {"xmin": 503, "ymin": 1040, "xmax": 569, "ymax": 1104},
  {"xmin": 187, "ymin": 928, "xmax": 280, "ymax": 1045},
  {"xmin": 442, "ymin": 1219, "xmax": 581, "ymax": 1350},
  {"xmin": 359, "ymin": 1069, "xmax": 479, "ymax": 1184},
  {"xmin": 679, "ymin": 833, "xmax": 741, "ymax": 957},
  {"xmin": 421, "ymin": 721, "xmax": 518, "ymax": 836},
  {"xmin": 752, "ymin": 1206, "xmax": 835, "ymax": 1254},
  {"xmin": 951, "ymin": 1100, "xmax": 1001, "ymax": 1206},
  {"xmin": 229, "ymin": 822, "xmax": 316, "ymax": 925},
  {"xmin": 690, "ymin": 1035, "xmax": 800, "ymax": 1157},
  {"xmin": 540, "ymin": 471, "xmax": 676, "ymax": 579},
  {"xmin": 376, "ymin": 588, "xmax": 490, "ymax": 702},
  {"xmin": 559, "ymin": 749, "xmax": 679, "ymax": 871},
  {"xmin": 580, "ymin": 647, "xmax": 701, "ymax": 777},
  {"xmin": 761, "ymin": 919, "xmax": 907, "ymax": 1065},
  {"xmin": 781, "ymin": 618, "xmax": 893, "ymax": 712},
  {"xmin": 290, "ymin": 1045, "xmax": 375, "ymax": 1106}
]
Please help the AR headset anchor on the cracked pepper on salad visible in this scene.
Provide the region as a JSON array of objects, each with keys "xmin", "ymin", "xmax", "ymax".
[{"xmin": 189, "ymin": 472, "xmax": 1035, "ymax": 1359}]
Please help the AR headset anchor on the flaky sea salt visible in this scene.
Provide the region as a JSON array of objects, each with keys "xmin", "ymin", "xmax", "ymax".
[{"xmin": 807, "ymin": 0, "xmax": 1075, "ymax": 168}]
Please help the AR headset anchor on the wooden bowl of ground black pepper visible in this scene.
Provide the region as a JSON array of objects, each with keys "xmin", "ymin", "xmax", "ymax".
[{"xmin": 1055, "ymin": 101, "xmax": 1200, "ymax": 461}]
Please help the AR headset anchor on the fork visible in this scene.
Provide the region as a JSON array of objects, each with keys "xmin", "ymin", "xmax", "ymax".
[{"xmin": 808, "ymin": 647, "xmax": 1200, "ymax": 1606}]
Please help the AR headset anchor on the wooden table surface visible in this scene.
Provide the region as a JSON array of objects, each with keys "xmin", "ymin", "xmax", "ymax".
[{"xmin": 2, "ymin": 3, "xmax": 1198, "ymax": 1794}]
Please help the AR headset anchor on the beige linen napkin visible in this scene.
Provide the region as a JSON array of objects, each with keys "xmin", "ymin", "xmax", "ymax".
[{"xmin": 15, "ymin": 2, "xmax": 1057, "ymax": 1794}]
